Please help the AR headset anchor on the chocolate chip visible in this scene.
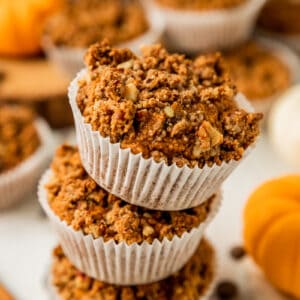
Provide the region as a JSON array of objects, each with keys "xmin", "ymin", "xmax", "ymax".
[
  {"xmin": 0, "ymin": 71, "xmax": 6, "ymax": 82},
  {"xmin": 216, "ymin": 280, "xmax": 238, "ymax": 299},
  {"xmin": 230, "ymin": 246, "xmax": 246, "ymax": 260}
]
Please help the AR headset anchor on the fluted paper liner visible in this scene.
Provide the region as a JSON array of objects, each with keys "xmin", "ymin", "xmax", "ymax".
[
  {"xmin": 249, "ymin": 36, "xmax": 300, "ymax": 116},
  {"xmin": 147, "ymin": 0, "xmax": 266, "ymax": 53},
  {"xmin": 69, "ymin": 69, "xmax": 255, "ymax": 211},
  {"xmin": 39, "ymin": 169, "xmax": 221, "ymax": 285},
  {"xmin": 48, "ymin": 246, "xmax": 217, "ymax": 300},
  {"xmin": 42, "ymin": 9, "xmax": 165, "ymax": 78},
  {"xmin": 0, "ymin": 119, "xmax": 53, "ymax": 209}
]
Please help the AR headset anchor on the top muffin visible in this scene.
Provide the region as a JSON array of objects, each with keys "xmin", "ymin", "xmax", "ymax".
[
  {"xmin": 77, "ymin": 42, "xmax": 262, "ymax": 168},
  {"xmin": 0, "ymin": 105, "xmax": 40, "ymax": 173},
  {"xmin": 45, "ymin": 0, "xmax": 149, "ymax": 48},
  {"xmin": 154, "ymin": 0, "xmax": 247, "ymax": 10}
]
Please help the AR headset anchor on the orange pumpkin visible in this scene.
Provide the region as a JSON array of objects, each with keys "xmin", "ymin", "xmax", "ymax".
[
  {"xmin": 244, "ymin": 175, "xmax": 300, "ymax": 298},
  {"xmin": 0, "ymin": 0, "xmax": 63, "ymax": 56}
]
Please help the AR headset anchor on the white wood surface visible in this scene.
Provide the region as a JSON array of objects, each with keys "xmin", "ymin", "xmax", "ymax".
[{"xmin": 0, "ymin": 132, "xmax": 296, "ymax": 300}]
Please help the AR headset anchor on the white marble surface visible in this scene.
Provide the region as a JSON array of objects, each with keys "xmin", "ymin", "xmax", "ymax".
[{"xmin": 0, "ymin": 132, "xmax": 297, "ymax": 300}]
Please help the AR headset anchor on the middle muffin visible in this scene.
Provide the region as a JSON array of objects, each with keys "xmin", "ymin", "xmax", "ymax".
[
  {"xmin": 69, "ymin": 42, "xmax": 262, "ymax": 210},
  {"xmin": 39, "ymin": 144, "xmax": 220, "ymax": 285}
]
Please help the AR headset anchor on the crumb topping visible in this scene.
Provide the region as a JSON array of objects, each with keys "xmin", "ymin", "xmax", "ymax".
[
  {"xmin": 258, "ymin": 0, "xmax": 300, "ymax": 34},
  {"xmin": 77, "ymin": 42, "xmax": 262, "ymax": 168},
  {"xmin": 52, "ymin": 239, "xmax": 214, "ymax": 300},
  {"xmin": 45, "ymin": 0, "xmax": 149, "ymax": 48},
  {"xmin": 46, "ymin": 144, "xmax": 214, "ymax": 244},
  {"xmin": 0, "ymin": 106, "xmax": 40, "ymax": 173},
  {"xmin": 155, "ymin": 0, "xmax": 247, "ymax": 10},
  {"xmin": 223, "ymin": 41, "xmax": 291, "ymax": 100}
]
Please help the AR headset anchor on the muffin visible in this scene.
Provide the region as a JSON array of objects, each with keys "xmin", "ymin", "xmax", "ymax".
[
  {"xmin": 257, "ymin": 0, "xmax": 300, "ymax": 52},
  {"xmin": 223, "ymin": 38, "xmax": 298, "ymax": 114},
  {"xmin": 43, "ymin": 0, "xmax": 164, "ymax": 77},
  {"xmin": 148, "ymin": 0, "xmax": 266, "ymax": 52},
  {"xmin": 38, "ymin": 144, "xmax": 220, "ymax": 284},
  {"xmin": 51, "ymin": 239, "xmax": 216, "ymax": 300},
  {"xmin": 0, "ymin": 105, "xmax": 52, "ymax": 208},
  {"xmin": 69, "ymin": 41, "xmax": 262, "ymax": 210}
]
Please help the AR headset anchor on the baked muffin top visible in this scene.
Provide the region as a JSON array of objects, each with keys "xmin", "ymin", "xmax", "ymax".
[
  {"xmin": 258, "ymin": 0, "xmax": 300, "ymax": 34},
  {"xmin": 223, "ymin": 40, "xmax": 291, "ymax": 100},
  {"xmin": 52, "ymin": 239, "xmax": 214, "ymax": 300},
  {"xmin": 46, "ymin": 144, "xmax": 214, "ymax": 245},
  {"xmin": 77, "ymin": 42, "xmax": 262, "ymax": 168},
  {"xmin": 0, "ymin": 105, "xmax": 40, "ymax": 173},
  {"xmin": 155, "ymin": 0, "xmax": 247, "ymax": 10},
  {"xmin": 45, "ymin": 0, "xmax": 149, "ymax": 48}
]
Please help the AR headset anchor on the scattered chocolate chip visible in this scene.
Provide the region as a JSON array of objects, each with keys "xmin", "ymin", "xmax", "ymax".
[
  {"xmin": 0, "ymin": 71, "xmax": 6, "ymax": 82},
  {"xmin": 230, "ymin": 246, "xmax": 246, "ymax": 260},
  {"xmin": 216, "ymin": 280, "xmax": 238, "ymax": 299}
]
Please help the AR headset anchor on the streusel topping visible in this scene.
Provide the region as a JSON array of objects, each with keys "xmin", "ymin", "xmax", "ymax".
[
  {"xmin": 52, "ymin": 239, "xmax": 214, "ymax": 300},
  {"xmin": 223, "ymin": 40, "xmax": 291, "ymax": 100},
  {"xmin": 45, "ymin": 0, "xmax": 149, "ymax": 47},
  {"xmin": 0, "ymin": 106, "xmax": 40, "ymax": 173},
  {"xmin": 46, "ymin": 144, "xmax": 214, "ymax": 244},
  {"xmin": 77, "ymin": 42, "xmax": 262, "ymax": 168},
  {"xmin": 155, "ymin": 0, "xmax": 247, "ymax": 10}
]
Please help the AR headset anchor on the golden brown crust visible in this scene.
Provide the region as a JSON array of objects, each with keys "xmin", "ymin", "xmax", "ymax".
[
  {"xmin": 45, "ymin": 0, "xmax": 149, "ymax": 48},
  {"xmin": 155, "ymin": 0, "xmax": 246, "ymax": 10},
  {"xmin": 52, "ymin": 239, "xmax": 214, "ymax": 300},
  {"xmin": 0, "ymin": 105, "xmax": 40, "ymax": 173},
  {"xmin": 46, "ymin": 144, "xmax": 214, "ymax": 244},
  {"xmin": 258, "ymin": 0, "xmax": 300, "ymax": 34},
  {"xmin": 77, "ymin": 42, "xmax": 262, "ymax": 168},
  {"xmin": 223, "ymin": 40, "xmax": 291, "ymax": 100}
]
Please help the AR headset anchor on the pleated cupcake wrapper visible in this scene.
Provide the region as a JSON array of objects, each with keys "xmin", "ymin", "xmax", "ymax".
[
  {"xmin": 0, "ymin": 119, "xmax": 53, "ymax": 209},
  {"xmin": 259, "ymin": 29, "xmax": 300, "ymax": 53},
  {"xmin": 147, "ymin": 0, "xmax": 266, "ymax": 53},
  {"xmin": 42, "ymin": 9, "xmax": 165, "ymax": 78},
  {"xmin": 69, "ymin": 69, "xmax": 254, "ymax": 211},
  {"xmin": 250, "ymin": 36, "xmax": 300, "ymax": 117},
  {"xmin": 38, "ymin": 169, "xmax": 221, "ymax": 285},
  {"xmin": 48, "ymin": 248, "xmax": 217, "ymax": 300}
]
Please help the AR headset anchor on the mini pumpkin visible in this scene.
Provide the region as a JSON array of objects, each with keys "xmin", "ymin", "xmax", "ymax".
[
  {"xmin": 244, "ymin": 175, "xmax": 300, "ymax": 298},
  {"xmin": 0, "ymin": 0, "xmax": 63, "ymax": 56}
]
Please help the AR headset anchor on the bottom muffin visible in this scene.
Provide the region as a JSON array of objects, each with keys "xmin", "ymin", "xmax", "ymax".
[{"xmin": 51, "ymin": 239, "xmax": 215, "ymax": 300}]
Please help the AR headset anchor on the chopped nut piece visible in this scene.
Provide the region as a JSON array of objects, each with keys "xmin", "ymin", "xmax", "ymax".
[
  {"xmin": 125, "ymin": 82, "xmax": 138, "ymax": 101},
  {"xmin": 143, "ymin": 225, "xmax": 155, "ymax": 237},
  {"xmin": 197, "ymin": 121, "xmax": 223, "ymax": 152},
  {"xmin": 164, "ymin": 106, "xmax": 174, "ymax": 118},
  {"xmin": 117, "ymin": 60, "xmax": 134, "ymax": 70}
]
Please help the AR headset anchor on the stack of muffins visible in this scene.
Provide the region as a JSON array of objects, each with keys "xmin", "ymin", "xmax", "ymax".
[{"xmin": 39, "ymin": 41, "xmax": 262, "ymax": 299}]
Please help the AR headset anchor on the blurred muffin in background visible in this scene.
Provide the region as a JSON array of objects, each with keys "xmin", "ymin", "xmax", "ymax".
[
  {"xmin": 257, "ymin": 0, "xmax": 300, "ymax": 52},
  {"xmin": 155, "ymin": 0, "xmax": 247, "ymax": 10},
  {"xmin": 149, "ymin": 0, "xmax": 265, "ymax": 53},
  {"xmin": 43, "ymin": 0, "xmax": 164, "ymax": 77},
  {"xmin": 0, "ymin": 105, "xmax": 52, "ymax": 209},
  {"xmin": 223, "ymin": 38, "xmax": 299, "ymax": 115}
]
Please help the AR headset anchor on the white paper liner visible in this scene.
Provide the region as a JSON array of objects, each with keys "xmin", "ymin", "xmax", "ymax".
[
  {"xmin": 69, "ymin": 69, "xmax": 255, "ymax": 211},
  {"xmin": 42, "ymin": 9, "xmax": 165, "ymax": 78},
  {"xmin": 39, "ymin": 169, "xmax": 221, "ymax": 285},
  {"xmin": 147, "ymin": 0, "xmax": 266, "ymax": 53},
  {"xmin": 259, "ymin": 29, "xmax": 300, "ymax": 53},
  {"xmin": 48, "ymin": 249, "xmax": 217, "ymax": 300},
  {"xmin": 249, "ymin": 36, "xmax": 300, "ymax": 116},
  {"xmin": 0, "ymin": 119, "xmax": 53, "ymax": 209}
]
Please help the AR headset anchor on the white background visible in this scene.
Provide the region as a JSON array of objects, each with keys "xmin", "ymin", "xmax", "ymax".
[{"xmin": 0, "ymin": 132, "xmax": 297, "ymax": 300}]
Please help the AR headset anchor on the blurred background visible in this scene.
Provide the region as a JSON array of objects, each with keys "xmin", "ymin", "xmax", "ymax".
[{"xmin": 0, "ymin": 0, "xmax": 299, "ymax": 299}]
